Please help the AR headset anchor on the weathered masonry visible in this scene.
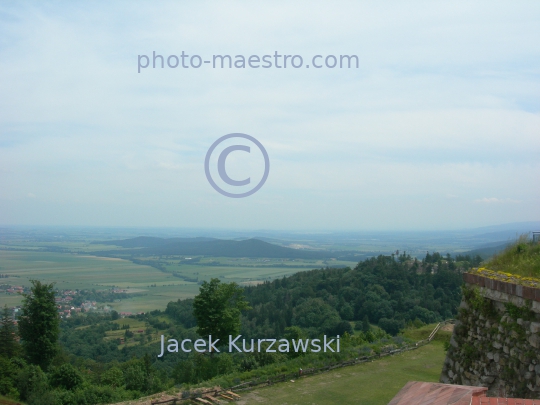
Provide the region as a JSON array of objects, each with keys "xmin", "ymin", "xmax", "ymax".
[{"xmin": 440, "ymin": 270, "xmax": 540, "ymax": 399}]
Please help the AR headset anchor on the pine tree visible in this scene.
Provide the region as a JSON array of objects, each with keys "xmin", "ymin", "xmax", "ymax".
[
  {"xmin": 0, "ymin": 305, "xmax": 19, "ymax": 358},
  {"xmin": 18, "ymin": 280, "xmax": 60, "ymax": 370},
  {"xmin": 362, "ymin": 315, "xmax": 371, "ymax": 332}
]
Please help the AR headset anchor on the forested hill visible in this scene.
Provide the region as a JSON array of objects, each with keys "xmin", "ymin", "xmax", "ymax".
[
  {"xmin": 93, "ymin": 237, "xmax": 331, "ymax": 259},
  {"xmin": 167, "ymin": 252, "xmax": 465, "ymax": 339}
]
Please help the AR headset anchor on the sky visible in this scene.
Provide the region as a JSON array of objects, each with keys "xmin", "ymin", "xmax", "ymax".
[{"xmin": 0, "ymin": 1, "xmax": 539, "ymax": 230}]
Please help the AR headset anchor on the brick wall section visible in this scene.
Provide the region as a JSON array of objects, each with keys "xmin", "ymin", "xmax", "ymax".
[{"xmin": 463, "ymin": 273, "xmax": 540, "ymax": 302}]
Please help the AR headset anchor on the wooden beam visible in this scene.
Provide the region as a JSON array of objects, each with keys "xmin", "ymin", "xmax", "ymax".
[
  {"xmin": 202, "ymin": 396, "xmax": 222, "ymax": 404},
  {"xmin": 219, "ymin": 393, "xmax": 234, "ymax": 401}
]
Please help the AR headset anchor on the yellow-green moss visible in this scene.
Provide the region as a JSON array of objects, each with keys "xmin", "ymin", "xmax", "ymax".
[{"xmin": 469, "ymin": 267, "xmax": 540, "ymax": 288}]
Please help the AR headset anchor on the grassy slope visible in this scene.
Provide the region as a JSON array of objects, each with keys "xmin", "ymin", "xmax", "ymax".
[
  {"xmin": 233, "ymin": 325, "xmax": 450, "ymax": 405},
  {"xmin": 237, "ymin": 341, "xmax": 446, "ymax": 405},
  {"xmin": 486, "ymin": 237, "xmax": 540, "ymax": 278}
]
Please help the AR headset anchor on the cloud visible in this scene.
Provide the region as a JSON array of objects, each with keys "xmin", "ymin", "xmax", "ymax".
[
  {"xmin": 0, "ymin": 1, "xmax": 539, "ymax": 228},
  {"xmin": 474, "ymin": 197, "xmax": 522, "ymax": 204}
]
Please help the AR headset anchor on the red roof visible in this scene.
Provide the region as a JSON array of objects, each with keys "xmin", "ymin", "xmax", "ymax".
[
  {"xmin": 388, "ymin": 381, "xmax": 487, "ymax": 405},
  {"xmin": 389, "ymin": 382, "xmax": 540, "ymax": 405},
  {"xmin": 472, "ymin": 398, "xmax": 540, "ymax": 405}
]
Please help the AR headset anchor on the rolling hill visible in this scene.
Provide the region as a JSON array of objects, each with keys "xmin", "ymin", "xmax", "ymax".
[{"xmin": 92, "ymin": 237, "xmax": 334, "ymax": 259}]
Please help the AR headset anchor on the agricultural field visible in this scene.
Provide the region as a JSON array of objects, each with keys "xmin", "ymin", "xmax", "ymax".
[
  {"xmin": 0, "ymin": 246, "xmax": 356, "ymax": 312},
  {"xmin": 0, "ymin": 250, "xmax": 197, "ymax": 310}
]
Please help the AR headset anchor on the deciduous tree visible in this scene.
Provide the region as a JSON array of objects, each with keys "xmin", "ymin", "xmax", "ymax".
[{"xmin": 193, "ymin": 279, "xmax": 251, "ymax": 345}]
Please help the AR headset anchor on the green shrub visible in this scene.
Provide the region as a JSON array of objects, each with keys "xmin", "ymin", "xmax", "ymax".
[
  {"xmin": 101, "ymin": 366, "xmax": 123, "ymax": 388},
  {"xmin": 123, "ymin": 365, "xmax": 146, "ymax": 392},
  {"xmin": 17, "ymin": 364, "xmax": 48, "ymax": 401},
  {"xmin": 49, "ymin": 364, "xmax": 83, "ymax": 391},
  {"xmin": 504, "ymin": 302, "xmax": 535, "ymax": 321}
]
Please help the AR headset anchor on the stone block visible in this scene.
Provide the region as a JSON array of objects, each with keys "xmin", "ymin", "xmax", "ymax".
[
  {"xmin": 528, "ymin": 334, "xmax": 540, "ymax": 349},
  {"xmin": 450, "ymin": 336, "xmax": 458, "ymax": 348},
  {"xmin": 481, "ymin": 376, "xmax": 495, "ymax": 384},
  {"xmin": 530, "ymin": 322, "xmax": 540, "ymax": 334}
]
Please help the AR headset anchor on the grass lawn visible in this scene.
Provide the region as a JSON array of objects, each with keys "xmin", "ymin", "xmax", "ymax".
[{"xmin": 237, "ymin": 341, "xmax": 447, "ymax": 405}]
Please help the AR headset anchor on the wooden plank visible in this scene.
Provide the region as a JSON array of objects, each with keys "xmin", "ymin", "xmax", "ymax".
[
  {"xmin": 219, "ymin": 393, "xmax": 234, "ymax": 401},
  {"xmin": 195, "ymin": 398, "xmax": 212, "ymax": 405},
  {"xmin": 203, "ymin": 396, "xmax": 221, "ymax": 404},
  {"xmin": 151, "ymin": 399, "xmax": 177, "ymax": 405},
  {"xmin": 225, "ymin": 391, "xmax": 241, "ymax": 398}
]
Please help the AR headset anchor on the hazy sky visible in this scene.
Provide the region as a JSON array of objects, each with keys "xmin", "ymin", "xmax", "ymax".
[{"xmin": 1, "ymin": 1, "xmax": 539, "ymax": 230}]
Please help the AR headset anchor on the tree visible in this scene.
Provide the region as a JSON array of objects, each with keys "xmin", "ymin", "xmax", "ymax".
[
  {"xmin": 101, "ymin": 366, "xmax": 124, "ymax": 388},
  {"xmin": 49, "ymin": 363, "xmax": 83, "ymax": 390},
  {"xmin": 16, "ymin": 364, "xmax": 48, "ymax": 402},
  {"xmin": 18, "ymin": 280, "xmax": 60, "ymax": 371},
  {"xmin": 0, "ymin": 305, "xmax": 20, "ymax": 358},
  {"xmin": 378, "ymin": 318, "xmax": 405, "ymax": 335},
  {"xmin": 124, "ymin": 364, "xmax": 146, "ymax": 391},
  {"xmin": 330, "ymin": 320, "xmax": 353, "ymax": 336},
  {"xmin": 0, "ymin": 356, "xmax": 20, "ymax": 398},
  {"xmin": 291, "ymin": 298, "xmax": 341, "ymax": 333},
  {"xmin": 193, "ymin": 279, "xmax": 251, "ymax": 345},
  {"xmin": 361, "ymin": 315, "xmax": 370, "ymax": 332}
]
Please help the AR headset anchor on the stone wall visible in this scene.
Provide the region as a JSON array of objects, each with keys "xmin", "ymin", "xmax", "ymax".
[{"xmin": 440, "ymin": 272, "xmax": 540, "ymax": 399}]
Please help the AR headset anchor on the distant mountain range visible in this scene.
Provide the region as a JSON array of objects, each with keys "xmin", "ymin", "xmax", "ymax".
[
  {"xmin": 92, "ymin": 237, "xmax": 334, "ymax": 259},
  {"xmin": 95, "ymin": 236, "xmax": 218, "ymax": 248}
]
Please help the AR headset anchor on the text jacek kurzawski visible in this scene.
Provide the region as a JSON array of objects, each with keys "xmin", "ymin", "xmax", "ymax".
[{"xmin": 157, "ymin": 335, "xmax": 340, "ymax": 357}]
